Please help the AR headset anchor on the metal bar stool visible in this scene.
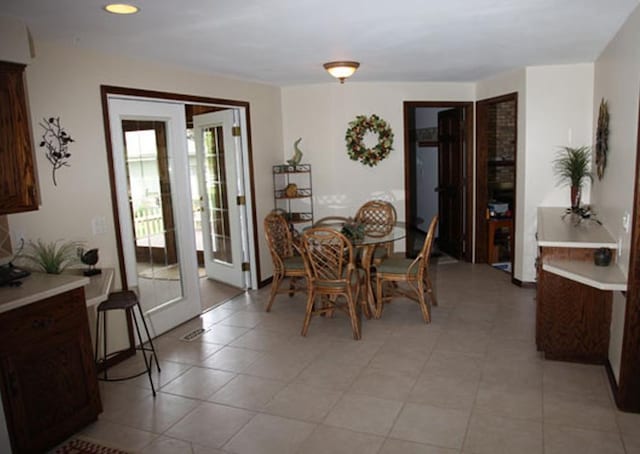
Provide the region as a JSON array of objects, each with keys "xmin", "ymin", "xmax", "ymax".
[{"xmin": 94, "ymin": 290, "xmax": 161, "ymax": 396}]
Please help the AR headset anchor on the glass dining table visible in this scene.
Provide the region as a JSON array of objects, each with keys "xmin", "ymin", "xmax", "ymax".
[
  {"xmin": 353, "ymin": 226, "xmax": 406, "ymax": 318},
  {"xmin": 301, "ymin": 221, "xmax": 406, "ymax": 318}
]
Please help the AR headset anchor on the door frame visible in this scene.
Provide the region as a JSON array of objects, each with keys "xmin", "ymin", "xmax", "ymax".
[
  {"xmin": 403, "ymin": 101, "xmax": 474, "ymax": 262},
  {"xmin": 475, "ymin": 92, "xmax": 518, "ymax": 276},
  {"xmin": 100, "ymin": 85, "xmax": 260, "ymax": 291}
]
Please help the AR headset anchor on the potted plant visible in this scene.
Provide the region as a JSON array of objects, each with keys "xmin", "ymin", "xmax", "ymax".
[
  {"xmin": 17, "ymin": 239, "xmax": 83, "ymax": 274},
  {"xmin": 552, "ymin": 146, "xmax": 593, "ymax": 210}
]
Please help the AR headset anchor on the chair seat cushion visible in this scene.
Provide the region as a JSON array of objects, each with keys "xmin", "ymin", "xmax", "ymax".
[
  {"xmin": 284, "ymin": 255, "xmax": 305, "ymax": 270},
  {"xmin": 377, "ymin": 257, "xmax": 418, "ymax": 275}
]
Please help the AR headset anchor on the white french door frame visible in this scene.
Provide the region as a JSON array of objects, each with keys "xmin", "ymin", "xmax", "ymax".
[
  {"xmin": 106, "ymin": 92, "xmax": 258, "ymax": 291},
  {"xmin": 107, "ymin": 96, "xmax": 201, "ymax": 336}
]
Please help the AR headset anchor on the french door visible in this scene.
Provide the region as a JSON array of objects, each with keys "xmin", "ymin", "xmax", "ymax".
[
  {"xmin": 193, "ymin": 109, "xmax": 246, "ymax": 288},
  {"xmin": 107, "ymin": 97, "xmax": 201, "ymax": 336}
]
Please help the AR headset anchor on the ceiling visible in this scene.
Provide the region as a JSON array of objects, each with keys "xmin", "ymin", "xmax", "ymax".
[{"xmin": 1, "ymin": 0, "xmax": 638, "ymax": 86}]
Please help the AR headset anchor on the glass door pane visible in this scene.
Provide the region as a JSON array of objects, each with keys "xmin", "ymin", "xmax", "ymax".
[
  {"xmin": 122, "ymin": 120, "xmax": 184, "ymax": 313},
  {"xmin": 202, "ymin": 125, "xmax": 232, "ymax": 264}
]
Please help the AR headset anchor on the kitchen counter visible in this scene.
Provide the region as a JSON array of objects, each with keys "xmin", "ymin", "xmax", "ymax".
[
  {"xmin": 537, "ymin": 207, "xmax": 625, "ymax": 291},
  {"xmin": 537, "ymin": 206, "xmax": 618, "ymax": 248},
  {"xmin": 0, "ymin": 268, "xmax": 114, "ymax": 314},
  {"xmin": 536, "ymin": 207, "xmax": 626, "ymax": 364}
]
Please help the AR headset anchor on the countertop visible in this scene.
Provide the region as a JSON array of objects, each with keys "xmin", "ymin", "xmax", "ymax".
[
  {"xmin": 537, "ymin": 207, "xmax": 617, "ymax": 248},
  {"xmin": 0, "ymin": 268, "xmax": 114, "ymax": 314},
  {"xmin": 537, "ymin": 207, "xmax": 626, "ymax": 291}
]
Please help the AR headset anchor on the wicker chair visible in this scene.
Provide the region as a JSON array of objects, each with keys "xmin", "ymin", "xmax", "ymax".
[
  {"xmin": 312, "ymin": 216, "xmax": 350, "ymax": 228},
  {"xmin": 264, "ymin": 212, "xmax": 306, "ymax": 312},
  {"xmin": 355, "ymin": 200, "xmax": 397, "ymax": 265},
  {"xmin": 300, "ymin": 228, "xmax": 363, "ymax": 340},
  {"xmin": 374, "ymin": 214, "xmax": 438, "ymax": 321}
]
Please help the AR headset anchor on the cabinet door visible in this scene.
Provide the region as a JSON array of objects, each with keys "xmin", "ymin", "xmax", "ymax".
[
  {"xmin": 0, "ymin": 289, "xmax": 101, "ymax": 453},
  {"xmin": 0, "ymin": 61, "xmax": 38, "ymax": 214},
  {"xmin": 538, "ymin": 270, "xmax": 612, "ymax": 363}
]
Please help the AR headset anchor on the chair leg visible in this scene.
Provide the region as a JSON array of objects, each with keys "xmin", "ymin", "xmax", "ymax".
[
  {"xmin": 94, "ymin": 309, "xmax": 101, "ymax": 367},
  {"xmin": 266, "ymin": 272, "xmax": 283, "ymax": 312},
  {"xmin": 345, "ymin": 292, "xmax": 361, "ymax": 340},
  {"xmin": 415, "ymin": 279, "xmax": 431, "ymax": 323},
  {"xmin": 102, "ymin": 309, "xmax": 108, "ymax": 380},
  {"xmin": 135, "ymin": 302, "xmax": 161, "ymax": 374},
  {"xmin": 426, "ymin": 274, "xmax": 437, "ymax": 306},
  {"xmin": 375, "ymin": 276, "xmax": 385, "ymax": 319},
  {"xmin": 130, "ymin": 307, "xmax": 156, "ymax": 396},
  {"xmin": 288, "ymin": 277, "xmax": 297, "ymax": 297},
  {"xmin": 301, "ymin": 289, "xmax": 315, "ymax": 337}
]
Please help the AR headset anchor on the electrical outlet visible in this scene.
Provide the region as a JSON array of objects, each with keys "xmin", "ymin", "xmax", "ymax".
[
  {"xmin": 622, "ymin": 212, "xmax": 631, "ymax": 233},
  {"xmin": 92, "ymin": 216, "xmax": 107, "ymax": 235},
  {"xmin": 618, "ymin": 237, "xmax": 623, "ymax": 257}
]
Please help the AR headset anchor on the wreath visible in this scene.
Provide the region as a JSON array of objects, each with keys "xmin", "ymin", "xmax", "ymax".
[{"xmin": 345, "ymin": 114, "xmax": 394, "ymax": 167}]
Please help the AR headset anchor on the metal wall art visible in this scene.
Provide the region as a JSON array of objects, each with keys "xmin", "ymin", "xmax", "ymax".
[
  {"xmin": 595, "ymin": 98, "xmax": 609, "ymax": 180},
  {"xmin": 39, "ymin": 117, "xmax": 74, "ymax": 186}
]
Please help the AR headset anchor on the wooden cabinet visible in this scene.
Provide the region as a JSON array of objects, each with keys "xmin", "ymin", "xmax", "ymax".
[
  {"xmin": 0, "ymin": 61, "xmax": 38, "ymax": 214},
  {"xmin": 537, "ymin": 267, "xmax": 612, "ymax": 363},
  {"xmin": 273, "ymin": 164, "xmax": 314, "ymax": 229},
  {"xmin": 0, "ymin": 287, "xmax": 101, "ymax": 453}
]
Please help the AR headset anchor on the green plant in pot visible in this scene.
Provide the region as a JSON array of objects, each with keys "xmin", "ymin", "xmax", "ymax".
[
  {"xmin": 552, "ymin": 146, "xmax": 593, "ymax": 211},
  {"xmin": 18, "ymin": 239, "xmax": 83, "ymax": 274}
]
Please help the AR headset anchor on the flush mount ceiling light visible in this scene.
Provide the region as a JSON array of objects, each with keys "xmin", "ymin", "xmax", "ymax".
[
  {"xmin": 104, "ymin": 3, "xmax": 139, "ymax": 14},
  {"xmin": 323, "ymin": 61, "xmax": 360, "ymax": 84}
]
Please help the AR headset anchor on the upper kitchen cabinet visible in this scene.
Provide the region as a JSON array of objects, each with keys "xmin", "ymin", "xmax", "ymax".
[{"xmin": 0, "ymin": 61, "xmax": 38, "ymax": 214}]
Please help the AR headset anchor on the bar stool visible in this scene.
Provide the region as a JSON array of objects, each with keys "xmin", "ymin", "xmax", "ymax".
[{"xmin": 94, "ymin": 290, "xmax": 161, "ymax": 396}]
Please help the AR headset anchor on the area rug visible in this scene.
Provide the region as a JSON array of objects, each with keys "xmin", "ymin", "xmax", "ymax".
[{"xmin": 54, "ymin": 437, "xmax": 130, "ymax": 454}]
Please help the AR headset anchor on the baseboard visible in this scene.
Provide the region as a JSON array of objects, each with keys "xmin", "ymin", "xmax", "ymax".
[
  {"xmin": 605, "ymin": 359, "xmax": 620, "ymax": 406},
  {"xmin": 258, "ymin": 276, "xmax": 273, "ymax": 289},
  {"xmin": 511, "ymin": 277, "xmax": 536, "ymax": 288}
]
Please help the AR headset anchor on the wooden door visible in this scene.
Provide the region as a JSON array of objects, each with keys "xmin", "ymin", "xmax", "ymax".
[{"xmin": 437, "ymin": 108, "xmax": 464, "ymax": 258}]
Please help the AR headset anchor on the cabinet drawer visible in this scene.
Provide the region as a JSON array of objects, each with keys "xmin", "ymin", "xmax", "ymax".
[{"xmin": 0, "ymin": 288, "xmax": 86, "ymax": 348}]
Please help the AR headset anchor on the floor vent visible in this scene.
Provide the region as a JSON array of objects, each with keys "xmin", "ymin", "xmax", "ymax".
[{"xmin": 180, "ymin": 328, "xmax": 208, "ymax": 342}]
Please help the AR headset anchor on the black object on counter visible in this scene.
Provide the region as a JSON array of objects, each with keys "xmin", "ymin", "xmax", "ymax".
[{"xmin": 594, "ymin": 247, "xmax": 613, "ymax": 266}]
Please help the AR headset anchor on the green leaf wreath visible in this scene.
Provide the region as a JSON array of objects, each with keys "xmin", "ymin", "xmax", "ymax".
[{"xmin": 345, "ymin": 114, "xmax": 394, "ymax": 167}]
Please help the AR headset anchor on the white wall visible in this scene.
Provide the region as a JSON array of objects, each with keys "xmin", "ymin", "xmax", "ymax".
[
  {"xmin": 476, "ymin": 69, "xmax": 527, "ymax": 280},
  {"xmin": 476, "ymin": 65, "xmax": 595, "ymax": 282},
  {"xmin": 280, "ymin": 82, "xmax": 475, "ymax": 247},
  {"xmin": 592, "ymin": 4, "xmax": 640, "ymax": 383},
  {"xmin": 7, "ymin": 41, "xmax": 284, "ymax": 287},
  {"xmin": 523, "ymin": 64, "xmax": 595, "ymax": 282}
]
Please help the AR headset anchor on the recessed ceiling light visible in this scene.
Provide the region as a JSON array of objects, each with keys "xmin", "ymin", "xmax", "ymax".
[{"xmin": 104, "ymin": 3, "xmax": 139, "ymax": 15}]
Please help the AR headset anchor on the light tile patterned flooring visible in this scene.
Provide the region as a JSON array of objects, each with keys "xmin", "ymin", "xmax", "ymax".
[{"xmin": 64, "ymin": 262, "xmax": 640, "ymax": 454}]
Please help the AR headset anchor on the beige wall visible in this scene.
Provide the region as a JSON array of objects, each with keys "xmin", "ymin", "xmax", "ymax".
[
  {"xmin": 280, "ymin": 81, "xmax": 475, "ymax": 251},
  {"xmin": 524, "ymin": 64, "xmax": 595, "ymax": 282},
  {"xmin": 593, "ymin": 4, "xmax": 640, "ymax": 383},
  {"xmin": 476, "ymin": 68, "xmax": 527, "ymax": 279},
  {"xmin": 7, "ymin": 41, "xmax": 284, "ymax": 287}
]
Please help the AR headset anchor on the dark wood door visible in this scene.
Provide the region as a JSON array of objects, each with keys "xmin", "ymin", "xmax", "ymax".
[{"xmin": 437, "ymin": 108, "xmax": 464, "ymax": 258}]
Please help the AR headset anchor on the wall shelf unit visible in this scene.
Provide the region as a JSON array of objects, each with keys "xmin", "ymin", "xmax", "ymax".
[{"xmin": 272, "ymin": 164, "xmax": 314, "ymax": 229}]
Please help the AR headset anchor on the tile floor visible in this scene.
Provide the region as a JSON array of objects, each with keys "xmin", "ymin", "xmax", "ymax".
[{"xmin": 62, "ymin": 262, "xmax": 640, "ymax": 454}]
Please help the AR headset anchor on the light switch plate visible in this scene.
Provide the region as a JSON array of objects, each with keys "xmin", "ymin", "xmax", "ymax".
[{"xmin": 622, "ymin": 212, "xmax": 631, "ymax": 232}]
